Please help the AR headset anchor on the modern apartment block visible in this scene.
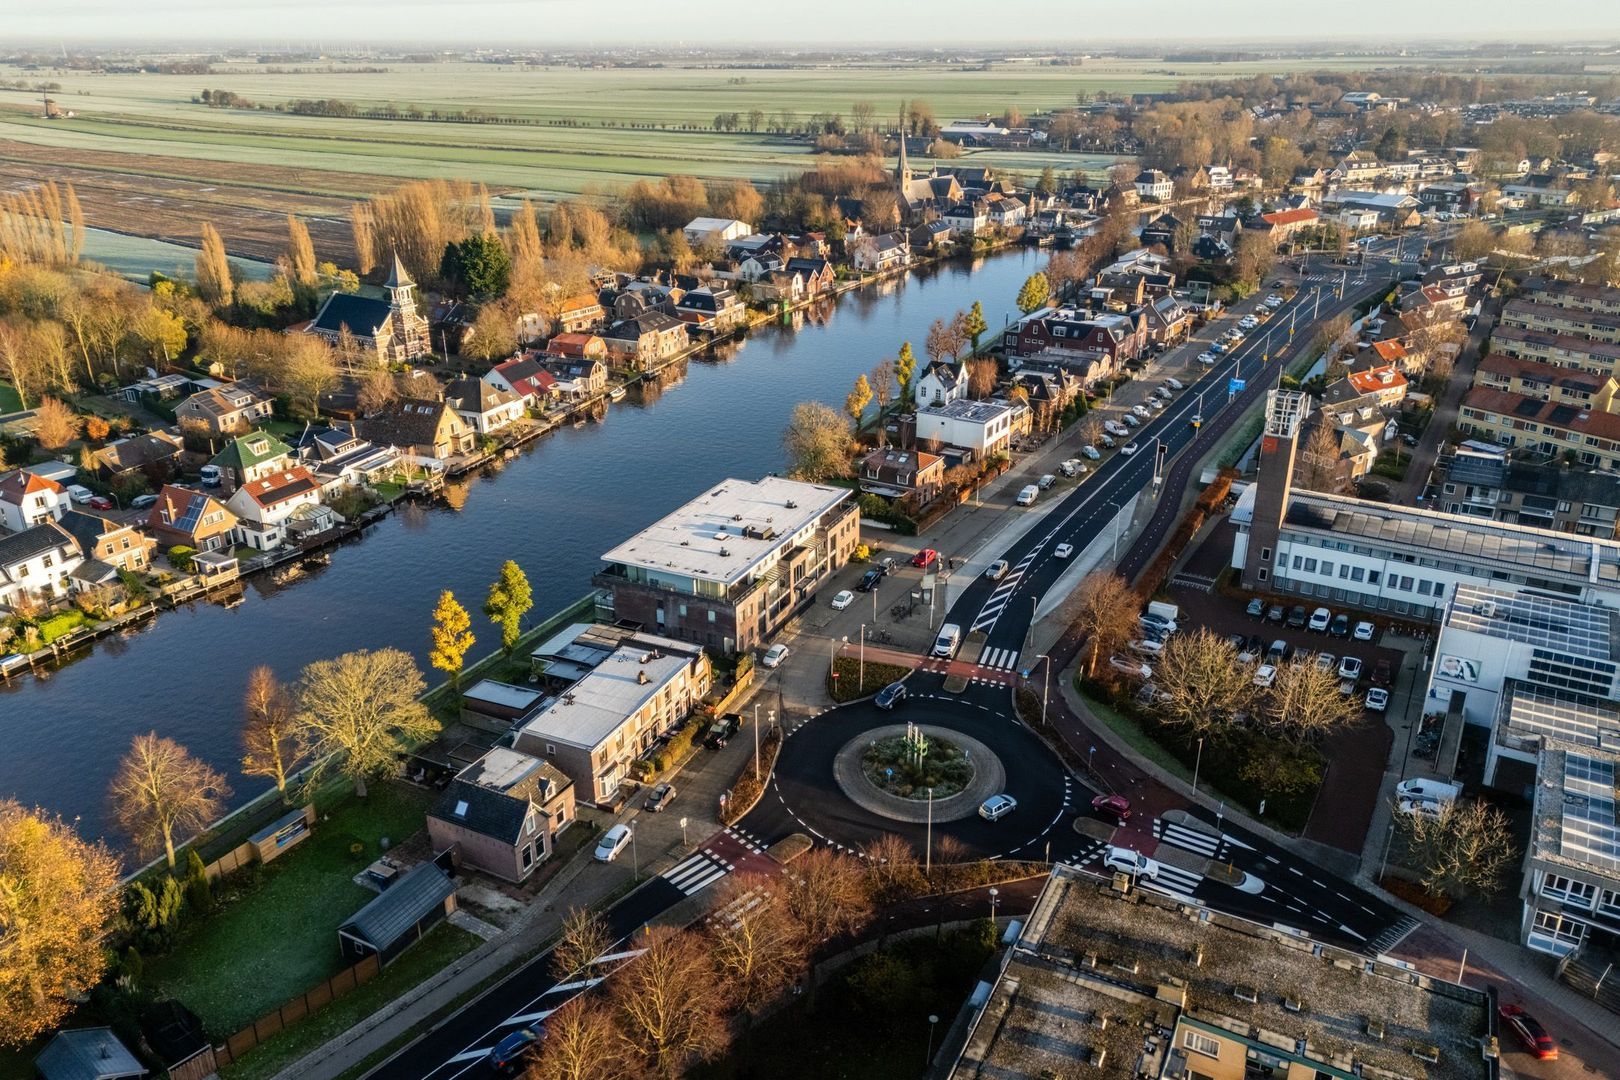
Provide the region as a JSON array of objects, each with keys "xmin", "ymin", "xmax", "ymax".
[
  {"xmin": 596, "ymin": 476, "xmax": 858, "ymax": 654},
  {"xmin": 1443, "ymin": 445, "xmax": 1620, "ymax": 537}
]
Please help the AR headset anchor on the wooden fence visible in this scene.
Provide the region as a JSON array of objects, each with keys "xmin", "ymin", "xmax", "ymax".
[{"xmin": 213, "ymin": 953, "xmax": 382, "ymax": 1066}]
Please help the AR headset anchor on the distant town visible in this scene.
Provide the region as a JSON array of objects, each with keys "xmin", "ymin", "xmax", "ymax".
[{"xmin": 3, "ymin": 36, "xmax": 1620, "ymax": 1080}]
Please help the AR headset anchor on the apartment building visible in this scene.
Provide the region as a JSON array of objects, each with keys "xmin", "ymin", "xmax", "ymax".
[
  {"xmin": 596, "ymin": 476, "xmax": 857, "ymax": 654},
  {"xmin": 1444, "ymin": 445, "xmax": 1620, "ymax": 537},
  {"xmin": 1489, "ymin": 324, "xmax": 1620, "ymax": 381},
  {"xmin": 1473, "ymin": 353, "xmax": 1618, "ymax": 409},
  {"xmin": 1458, "ymin": 386, "xmax": 1620, "ymax": 470},
  {"xmin": 913, "ymin": 398, "xmax": 1027, "ymax": 457},
  {"xmin": 1499, "ymin": 298, "xmax": 1620, "ymax": 345}
]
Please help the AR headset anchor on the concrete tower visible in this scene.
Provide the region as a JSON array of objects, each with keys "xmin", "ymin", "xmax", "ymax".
[{"xmin": 1241, "ymin": 389, "xmax": 1310, "ymax": 591}]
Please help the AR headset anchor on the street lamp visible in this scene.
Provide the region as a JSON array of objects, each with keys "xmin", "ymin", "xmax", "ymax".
[
  {"xmin": 1192, "ymin": 737, "xmax": 1205, "ymax": 797},
  {"xmin": 859, "ymin": 623, "xmax": 866, "ymax": 691},
  {"xmin": 1026, "ymin": 653, "xmax": 1053, "ymax": 728},
  {"xmin": 926, "ymin": 1014, "xmax": 940, "ymax": 1069},
  {"xmin": 988, "ymin": 886, "xmax": 999, "ymax": 924},
  {"xmin": 753, "ymin": 703, "xmax": 761, "ymax": 781},
  {"xmin": 925, "ymin": 787, "xmax": 934, "ymax": 877},
  {"xmin": 1106, "ymin": 501, "xmax": 1124, "ymax": 562},
  {"xmin": 628, "ymin": 821, "xmax": 638, "ymax": 878}
]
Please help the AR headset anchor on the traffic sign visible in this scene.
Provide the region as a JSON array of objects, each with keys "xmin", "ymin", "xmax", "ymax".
[{"xmin": 1228, "ymin": 378, "xmax": 1246, "ymax": 395}]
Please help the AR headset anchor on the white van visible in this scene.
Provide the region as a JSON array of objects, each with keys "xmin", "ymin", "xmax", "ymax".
[
  {"xmin": 1016, "ymin": 485, "xmax": 1039, "ymax": 507},
  {"xmin": 1396, "ymin": 778, "xmax": 1461, "ymax": 808},
  {"xmin": 932, "ymin": 623, "xmax": 962, "ymax": 659}
]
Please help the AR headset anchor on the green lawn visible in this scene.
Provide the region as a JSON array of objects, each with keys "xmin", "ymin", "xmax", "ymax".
[
  {"xmin": 144, "ymin": 782, "xmax": 434, "ymax": 1035},
  {"xmin": 219, "ymin": 923, "xmax": 478, "ymax": 1080},
  {"xmin": 0, "ymin": 381, "xmax": 22, "ymax": 413}
]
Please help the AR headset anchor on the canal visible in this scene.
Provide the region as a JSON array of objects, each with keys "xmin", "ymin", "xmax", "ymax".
[{"xmin": 1, "ymin": 247, "xmax": 1049, "ymax": 845}]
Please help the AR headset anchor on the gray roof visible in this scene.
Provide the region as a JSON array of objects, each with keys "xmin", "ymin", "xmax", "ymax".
[
  {"xmin": 0, "ymin": 521, "xmax": 76, "ymax": 569},
  {"xmin": 311, "ymin": 292, "xmax": 392, "ymax": 337},
  {"xmin": 35, "ymin": 1028, "xmax": 147, "ymax": 1080},
  {"xmin": 432, "ymin": 779, "xmax": 532, "ymax": 844},
  {"xmin": 339, "ymin": 862, "xmax": 456, "ymax": 950},
  {"xmin": 444, "ymin": 377, "xmax": 519, "ymax": 415}
]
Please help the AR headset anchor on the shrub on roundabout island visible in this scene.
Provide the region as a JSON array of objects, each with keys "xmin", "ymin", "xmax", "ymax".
[{"xmin": 861, "ymin": 724, "xmax": 973, "ymax": 799}]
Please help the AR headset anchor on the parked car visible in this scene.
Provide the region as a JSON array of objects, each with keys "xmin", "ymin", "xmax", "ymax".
[
  {"xmin": 1139, "ymin": 612, "xmax": 1177, "ymax": 635},
  {"xmin": 1165, "ymin": 377, "xmax": 1185, "ymax": 390},
  {"xmin": 1102, "ymin": 846, "xmax": 1161, "ymax": 880},
  {"xmin": 1016, "ymin": 485, "xmax": 1039, "ymax": 506},
  {"xmin": 978, "ymin": 794, "xmax": 1018, "ymax": 821},
  {"xmin": 1338, "ymin": 656, "xmax": 1363, "ymax": 681},
  {"xmin": 1266, "ymin": 640, "xmax": 1287, "ymax": 663},
  {"xmin": 64, "ymin": 484, "xmax": 94, "ymax": 504},
  {"xmin": 706, "ymin": 714, "xmax": 740, "ymax": 749},
  {"xmin": 1499, "ymin": 1005, "xmax": 1558, "ymax": 1060},
  {"xmin": 1370, "ymin": 657, "xmax": 1394, "ymax": 687},
  {"xmin": 1081, "ymin": 445, "xmax": 1101, "ymax": 460},
  {"xmin": 487, "ymin": 1023, "xmax": 547, "ymax": 1072},
  {"xmin": 1099, "ymin": 434, "xmax": 1116, "ymax": 448},
  {"xmin": 130, "ymin": 493, "xmax": 158, "ymax": 509},
  {"xmin": 761, "ymin": 643, "xmax": 789, "ymax": 668},
  {"xmin": 594, "ymin": 824, "xmax": 632, "ymax": 862},
  {"xmin": 875, "ymin": 681, "xmax": 908, "ymax": 710},
  {"xmin": 985, "ymin": 559, "xmax": 1009, "ymax": 580},
  {"xmin": 1329, "ymin": 613, "xmax": 1350, "ymax": 638},
  {"xmin": 86, "ymin": 496, "xmax": 113, "ymax": 510},
  {"xmin": 1253, "ymin": 664, "xmax": 1278, "ymax": 688},
  {"xmin": 1287, "ymin": 605, "xmax": 1308, "ymax": 628},
  {"xmin": 1314, "ymin": 652, "xmax": 1336, "ymax": 673},
  {"xmin": 856, "ymin": 569, "xmax": 883, "ymax": 592},
  {"xmin": 1038, "ymin": 473, "xmax": 1057, "ymax": 490},
  {"xmin": 1267, "ymin": 604, "xmax": 1286, "ymax": 624},
  {"xmin": 1353, "ymin": 620, "xmax": 1376, "ymax": 642},
  {"xmin": 912, "ymin": 548, "xmax": 939, "ymax": 568},
  {"xmin": 1130, "ymin": 638, "xmax": 1164, "ymax": 657},
  {"xmin": 1153, "ymin": 387, "xmax": 1172, "ymax": 400},
  {"xmin": 1120, "ymin": 442, "xmax": 1140, "ymax": 456},
  {"xmin": 1059, "ymin": 458, "xmax": 1083, "ymax": 476},
  {"xmin": 1054, "ymin": 543, "xmax": 1074, "ymax": 559},
  {"xmin": 1364, "ymin": 687, "xmax": 1390, "ymax": 712},
  {"xmin": 644, "ymin": 783, "xmax": 677, "ymax": 812},
  {"xmin": 1198, "ymin": 352, "xmax": 1217, "ymax": 365},
  {"xmin": 1091, "ymin": 794, "xmax": 1132, "ymax": 822},
  {"xmin": 830, "ymin": 589, "xmax": 854, "ymax": 610},
  {"xmin": 1308, "ymin": 607, "xmax": 1332, "ymax": 632},
  {"xmin": 1132, "ymin": 404, "xmax": 1151, "ymax": 418},
  {"xmin": 1246, "ymin": 598, "xmax": 1265, "ymax": 618},
  {"xmin": 1108, "ymin": 655, "xmax": 1152, "ymax": 680},
  {"xmin": 1120, "ymin": 412, "xmax": 1140, "ymax": 427}
]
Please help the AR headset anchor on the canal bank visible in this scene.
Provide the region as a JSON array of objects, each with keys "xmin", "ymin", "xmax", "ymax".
[{"xmin": 0, "ymin": 245, "xmax": 1051, "ymax": 845}]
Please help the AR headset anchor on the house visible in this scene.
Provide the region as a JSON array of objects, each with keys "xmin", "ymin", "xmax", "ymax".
[
  {"xmin": 34, "ymin": 1028, "xmax": 147, "ymax": 1080},
  {"xmin": 850, "ymin": 232, "xmax": 909, "ymax": 272},
  {"xmin": 59, "ymin": 509, "xmax": 153, "ymax": 574},
  {"xmin": 1338, "ymin": 206, "xmax": 1382, "ymax": 232},
  {"xmin": 914, "ymin": 398, "xmax": 1024, "ymax": 457},
  {"xmin": 674, "ymin": 285, "xmax": 746, "ymax": 333},
  {"xmin": 444, "ymin": 378, "xmax": 525, "ymax": 436},
  {"xmin": 594, "ymin": 477, "xmax": 858, "ymax": 655},
  {"xmin": 601, "ymin": 312, "xmax": 689, "ymax": 372},
  {"xmin": 1206, "ymin": 164, "xmax": 1234, "ymax": 191},
  {"xmin": 515, "ymin": 631, "xmax": 713, "ymax": 805},
  {"xmin": 486, "ymin": 355, "xmax": 559, "ymax": 410},
  {"xmin": 91, "ymin": 430, "xmax": 185, "ymax": 481},
  {"xmin": 542, "ymin": 334, "xmax": 607, "ymax": 367},
  {"xmin": 207, "ymin": 431, "xmax": 294, "ymax": 494},
  {"xmin": 914, "ymin": 361, "xmax": 966, "ymax": 409},
  {"xmin": 145, "ymin": 486, "xmax": 238, "ymax": 554},
  {"xmin": 1141, "ymin": 294, "xmax": 1195, "ymax": 346},
  {"xmin": 859, "ymin": 447, "xmax": 944, "ymax": 500},
  {"xmin": 986, "ymin": 198, "xmax": 1026, "ymax": 229},
  {"xmin": 544, "ymin": 358, "xmax": 608, "ymax": 400},
  {"xmin": 682, "ymin": 217, "xmax": 752, "ymax": 246},
  {"xmin": 427, "ymin": 747, "xmax": 575, "ymax": 883},
  {"xmin": 1132, "ymin": 169, "xmax": 1173, "ymax": 201},
  {"xmin": 554, "ymin": 294, "xmax": 606, "ymax": 335},
  {"xmin": 306, "ymin": 256, "xmax": 430, "ymax": 366},
  {"xmin": 0, "ymin": 469, "xmax": 67, "ymax": 532},
  {"xmin": 294, "ymin": 423, "xmax": 399, "ymax": 492},
  {"xmin": 337, "ymin": 862, "xmax": 457, "ymax": 967},
  {"xmin": 225, "ymin": 466, "xmax": 326, "ymax": 551},
  {"xmin": 1138, "ymin": 212, "xmax": 1186, "ymax": 252},
  {"xmin": 1258, "ymin": 207, "xmax": 1319, "ymax": 241},
  {"xmin": 1443, "ymin": 447, "xmax": 1620, "ymax": 536},
  {"xmin": 174, "ymin": 382, "xmax": 274, "ymax": 437},
  {"xmin": 940, "ymin": 202, "xmax": 989, "ymax": 238},
  {"xmin": 1339, "ymin": 365, "xmax": 1411, "ymax": 408},
  {"xmin": 1003, "ymin": 310, "xmax": 1144, "ymax": 367},
  {"xmin": 753, "ymin": 269, "xmax": 805, "ymax": 304},
  {"xmin": 1490, "ymin": 323, "xmax": 1620, "ymax": 381},
  {"xmin": 785, "ymin": 256, "xmax": 835, "ymax": 296},
  {"xmin": 734, "ymin": 252, "xmax": 783, "ymax": 282},
  {"xmin": 362, "ymin": 400, "xmax": 476, "ymax": 462},
  {"xmin": 0, "ymin": 522, "xmax": 82, "ymax": 612},
  {"xmin": 1474, "ymin": 353, "xmax": 1617, "ymax": 410},
  {"xmin": 1459, "ymin": 386, "xmax": 1620, "ymax": 470},
  {"xmin": 908, "ymin": 220, "xmax": 953, "ymax": 256}
]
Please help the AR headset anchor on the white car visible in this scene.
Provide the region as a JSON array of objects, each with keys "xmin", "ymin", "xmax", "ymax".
[
  {"xmin": 1308, "ymin": 607, "xmax": 1332, "ymax": 632},
  {"xmin": 1148, "ymin": 398, "xmax": 1166, "ymax": 411},
  {"xmin": 1338, "ymin": 656, "xmax": 1362, "ymax": 680},
  {"xmin": 1130, "ymin": 638, "xmax": 1164, "ymax": 656},
  {"xmin": 1265, "ymin": 294, "xmax": 1283, "ymax": 306},
  {"xmin": 1198, "ymin": 352, "xmax": 1218, "ymax": 365},
  {"xmin": 1153, "ymin": 387, "xmax": 1172, "ymax": 400},
  {"xmin": 1119, "ymin": 442, "xmax": 1139, "ymax": 455},
  {"xmin": 985, "ymin": 560, "xmax": 1009, "ymax": 580},
  {"xmin": 1353, "ymin": 621, "xmax": 1376, "ymax": 642},
  {"xmin": 64, "ymin": 484, "xmax": 95, "ymax": 504},
  {"xmin": 1054, "ymin": 543, "xmax": 1074, "ymax": 559},
  {"xmin": 1081, "ymin": 445, "xmax": 1101, "ymax": 460},
  {"xmin": 761, "ymin": 643, "xmax": 790, "ymax": 668},
  {"xmin": 1314, "ymin": 652, "xmax": 1336, "ymax": 673},
  {"xmin": 1253, "ymin": 664, "xmax": 1278, "ymax": 688},
  {"xmin": 1108, "ymin": 655, "xmax": 1151, "ymax": 680},
  {"xmin": 1365, "ymin": 687, "xmax": 1390, "ymax": 712},
  {"xmin": 1103, "ymin": 845, "xmax": 1161, "ymax": 880},
  {"xmin": 1165, "ymin": 378, "xmax": 1185, "ymax": 390},
  {"xmin": 594, "ymin": 823, "xmax": 632, "ymax": 862},
  {"xmin": 978, "ymin": 794, "xmax": 1018, "ymax": 821},
  {"xmin": 1230, "ymin": 871, "xmax": 1265, "ymax": 895},
  {"xmin": 830, "ymin": 590, "xmax": 854, "ymax": 611},
  {"xmin": 1132, "ymin": 404, "xmax": 1151, "ymax": 418},
  {"xmin": 1059, "ymin": 458, "xmax": 1083, "ymax": 476}
]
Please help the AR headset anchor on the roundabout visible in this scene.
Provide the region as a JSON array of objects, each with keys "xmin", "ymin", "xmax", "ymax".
[{"xmin": 757, "ymin": 688, "xmax": 1075, "ymax": 861}]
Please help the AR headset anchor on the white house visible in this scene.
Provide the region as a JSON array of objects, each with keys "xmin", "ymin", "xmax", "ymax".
[
  {"xmin": 851, "ymin": 233, "xmax": 909, "ymax": 273},
  {"xmin": 914, "ymin": 398, "xmax": 1022, "ymax": 457},
  {"xmin": 987, "ymin": 199, "xmax": 1027, "ymax": 229},
  {"xmin": 0, "ymin": 470, "xmax": 68, "ymax": 534},
  {"xmin": 1206, "ymin": 165, "xmax": 1233, "ymax": 191},
  {"xmin": 1133, "ymin": 170, "xmax": 1173, "ymax": 201},
  {"xmin": 682, "ymin": 217, "xmax": 752, "ymax": 246},
  {"xmin": 225, "ymin": 466, "xmax": 326, "ymax": 551},
  {"xmin": 941, "ymin": 201, "xmax": 989, "ymax": 237},
  {"xmin": 914, "ymin": 362, "xmax": 966, "ymax": 409},
  {"xmin": 444, "ymin": 378, "xmax": 525, "ymax": 436},
  {"xmin": 0, "ymin": 522, "xmax": 82, "ymax": 612}
]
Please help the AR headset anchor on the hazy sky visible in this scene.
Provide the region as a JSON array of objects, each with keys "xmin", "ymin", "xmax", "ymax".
[{"xmin": 9, "ymin": 0, "xmax": 1619, "ymax": 46}]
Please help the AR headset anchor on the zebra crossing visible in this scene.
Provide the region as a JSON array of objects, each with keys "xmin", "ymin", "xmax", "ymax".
[
  {"xmin": 1368, "ymin": 915, "xmax": 1421, "ymax": 958},
  {"xmin": 723, "ymin": 825, "xmax": 767, "ymax": 855},
  {"xmin": 1152, "ymin": 818, "xmax": 1255, "ymax": 860},
  {"xmin": 978, "ymin": 646, "xmax": 1021, "ymax": 672},
  {"xmin": 969, "ymin": 549, "xmax": 1040, "ymax": 633},
  {"xmin": 1141, "ymin": 862, "xmax": 1205, "ymax": 900},
  {"xmin": 661, "ymin": 849, "xmax": 732, "ymax": 896}
]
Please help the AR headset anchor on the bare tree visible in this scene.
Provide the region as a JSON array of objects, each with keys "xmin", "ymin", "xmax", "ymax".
[
  {"xmin": 966, "ymin": 357, "xmax": 998, "ymax": 400},
  {"xmin": 1078, "ymin": 414, "xmax": 1105, "ymax": 448},
  {"xmin": 781, "ymin": 401, "xmax": 853, "ymax": 482},
  {"xmin": 861, "ymin": 833, "xmax": 924, "ymax": 901},
  {"xmin": 1152, "ymin": 628, "xmax": 1255, "ymax": 737},
  {"xmin": 109, "ymin": 733, "xmax": 230, "ymax": 870},
  {"xmin": 552, "ymin": 907, "xmax": 612, "ymax": 980},
  {"xmin": 780, "ymin": 846, "xmax": 873, "ymax": 946},
  {"xmin": 528, "ymin": 995, "xmax": 624, "ymax": 1080},
  {"xmin": 1265, "ymin": 659, "xmax": 1363, "ymax": 744},
  {"xmin": 1294, "ymin": 420, "xmax": 1346, "ymax": 494},
  {"xmin": 241, "ymin": 665, "xmax": 304, "ymax": 803},
  {"xmin": 279, "ymin": 334, "xmax": 339, "ymax": 419},
  {"xmin": 610, "ymin": 926, "xmax": 728, "ymax": 1078},
  {"xmin": 356, "ymin": 366, "xmax": 399, "ymax": 416},
  {"xmin": 1074, "ymin": 572, "xmax": 1139, "ymax": 679},
  {"xmin": 708, "ymin": 873, "xmax": 809, "ymax": 1010},
  {"xmin": 1397, "ymin": 799, "xmax": 1517, "ymax": 901},
  {"xmin": 294, "ymin": 648, "xmax": 438, "ymax": 798},
  {"xmin": 32, "ymin": 397, "xmax": 81, "ymax": 450}
]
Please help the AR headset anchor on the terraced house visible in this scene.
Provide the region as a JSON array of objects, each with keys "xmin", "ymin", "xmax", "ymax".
[
  {"xmin": 1500, "ymin": 298, "xmax": 1620, "ymax": 346},
  {"xmin": 1459, "ymin": 386, "xmax": 1620, "ymax": 470},
  {"xmin": 1489, "ymin": 324, "xmax": 1620, "ymax": 381}
]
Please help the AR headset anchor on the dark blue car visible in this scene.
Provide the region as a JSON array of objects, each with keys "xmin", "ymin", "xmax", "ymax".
[
  {"xmin": 874, "ymin": 681, "xmax": 908, "ymax": 709},
  {"xmin": 488, "ymin": 1022, "xmax": 547, "ymax": 1072}
]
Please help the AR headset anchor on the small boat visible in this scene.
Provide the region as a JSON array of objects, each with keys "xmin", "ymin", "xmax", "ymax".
[{"xmin": 609, "ymin": 385, "xmax": 627, "ymax": 402}]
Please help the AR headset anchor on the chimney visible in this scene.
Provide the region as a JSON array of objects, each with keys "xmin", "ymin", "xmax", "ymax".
[{"xmin": 638, "ymin": 671, "xmax": 649, "ymax": 685}]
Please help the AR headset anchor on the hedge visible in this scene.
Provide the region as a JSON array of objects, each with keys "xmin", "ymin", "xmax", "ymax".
[{"xmin": 827, "ymin": 657, "xmax": 913, "ymax": 702}]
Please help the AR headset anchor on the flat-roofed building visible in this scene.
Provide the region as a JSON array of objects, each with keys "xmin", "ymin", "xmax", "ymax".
[
  {"xmin": 1522, "ymin": 738, "xmax": 1620, "ymax": 960},
  {"xmin": 913, "ymin": 397, "xmax": 1028, "ymax": 457},
  {"xmin": 946, "ymin": 865, "xmax": 1493, "ymax": 1080},
  {"xmin": 595, "ymin": 476, "xmax": 858, "ymax": 655}
]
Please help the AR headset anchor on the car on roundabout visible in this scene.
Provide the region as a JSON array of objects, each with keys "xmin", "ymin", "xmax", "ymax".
[
  {"xmin": 874, "ymin": 681, "xmax": 908, "ymax": 710},
  {"xmin": 978, "ymin": 794, "xmax": 1018, "ymax": 821}
]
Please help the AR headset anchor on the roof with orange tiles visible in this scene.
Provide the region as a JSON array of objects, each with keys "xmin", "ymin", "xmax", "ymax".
[
  {"xmin": 1476, "ymin": 353, "xmax": 1612, "ymax": 393},
  {"xmin": 1462, "ymin": 386, "xmax": 1620, "ymax": 443},
  {"xmin": 1347, "ymin": 366, "xmax": 1408, "ymax": 394},
  {"xmin": 1260, "ymin": 208, "xmax": 1319, "ymax": 226},
  {"xmin": 0, "ymin": 469, "xmax": 64, "ymax": 505},
  {"xmin": 1371, "ymin": 340, "xmax": 1408, "ymax": 363}
]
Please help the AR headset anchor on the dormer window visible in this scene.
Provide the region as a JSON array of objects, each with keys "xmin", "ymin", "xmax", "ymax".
[{"xmin": 453, "ymin": 800, "xmax": 469, "ymax": 818}]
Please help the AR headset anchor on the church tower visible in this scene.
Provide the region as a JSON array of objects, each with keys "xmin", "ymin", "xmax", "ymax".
[
  {"xmin": 895, "ymin": 132, "xmax": 912, "ymax": 185},
  {"xmin": 382, "ymin": 252, "xmax": 430, "ymax": 363},
  {"xmin": 1241, "ymin": 389, "xmax": 1309, "ymax": 592}
]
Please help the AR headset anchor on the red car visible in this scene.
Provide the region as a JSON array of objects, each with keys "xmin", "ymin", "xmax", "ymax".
[
  {"xmin": 911, "ymin": 548, "xmax": 939, "ymax": 568},
  {"xmin": 1091, "ymin": 794, "xmax": 1132, "ymax": 822},
  {"xmin": 86, "ymin": 496, "xmax": 114, "ymax": 510},
  {"xmin": 1499, "ymin": 1004, "xmax": 1557, "ymax": 1060}
]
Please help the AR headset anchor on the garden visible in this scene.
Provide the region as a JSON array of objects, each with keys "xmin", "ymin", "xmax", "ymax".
[{"xmin": 861, "ymin": 726, "xmax": 974, "ymax": 800}]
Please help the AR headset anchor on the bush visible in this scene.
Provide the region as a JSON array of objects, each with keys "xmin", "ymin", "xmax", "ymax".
[
  {"xmin": 828, "ymin": 657, "xmax": 912, "ymax": 702},
  {"xmin": 36, "ymin": 610, "xmax": 90, "ymax": 643},
  {"xmin": 167, "ymin": 545, "xmax": 197, "ymax": 572}
]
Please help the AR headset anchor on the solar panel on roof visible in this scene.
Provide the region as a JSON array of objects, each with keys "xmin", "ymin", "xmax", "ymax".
[{"xmin": 1560, "ymin": 752, "xmax": 1620, "ymax": 874}]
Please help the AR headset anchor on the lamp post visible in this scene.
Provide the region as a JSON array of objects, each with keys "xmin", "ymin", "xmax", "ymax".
[
  {"xmin": 1192, "ymin": 736, "xmax": 1204, "ymax": 797},
  {"xmin": 988, "ymin": 886, "xmax": 1000, "ymax": 924},
  {"xmin": 925, "ymin": 1014, "xmax": 940, "ymax": 1070},
  {"xmin": 859, "ymin": 623, "xmax": 866, "ymax": 691},
  {"xmin": 1107, "ymin": 501, "xmax": 1124, "ymax": 562},
  {"xmin": 628, "ymin": 822, "xmax": 639, "ymax": 878},
  {"xmin": 925, "ymin": 787, "xmax": 934, "ymax": 877},
  {"xmin": 1026, "ymin": 653, "xmax": 1052, "ymax": 728},
  {"xmin": 753, "ymin": 703, "xmax": 761, "ymax": 781}
]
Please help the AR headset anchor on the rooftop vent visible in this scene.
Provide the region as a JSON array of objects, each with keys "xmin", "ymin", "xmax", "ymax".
[
  {"xmin": 637, "ymin": 671, "xmax": 649, "ymax": 685},
  {"xmin": 785, "ymin": 500, "xmax": 798, "ymax": 509},
  {"xmin": 1411, "ymin": 1044, "xmax": 1440, "ymax": 1064},
  {"xmin": 1232, "ymin": 985, "xmax": 1259, "ymax": 1004},
  {"xmin": 453, "ymin": 800, "xmax": 468, "ymax": 818},
  {"xmin": 1282, "ymin": 995, "xmax": 1304, "ymax": 1013},
  {"xmin": 1366, "ymin": 1020, "xmax": 1385, "ymax": 1042}
]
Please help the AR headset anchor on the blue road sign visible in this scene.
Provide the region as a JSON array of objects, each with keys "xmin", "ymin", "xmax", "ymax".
[{"xmin": 1228, "ymin": 377, "xmax": 1246, "ymax": 395}]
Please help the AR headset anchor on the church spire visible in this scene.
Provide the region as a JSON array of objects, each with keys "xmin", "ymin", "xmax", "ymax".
[
  {"xmin": 895, "ymin": 131, "xmax": 911, "ymax": 185},
  {"xmin": 384, "ymin": 252, "xmax": 413, "ymax": 290}
]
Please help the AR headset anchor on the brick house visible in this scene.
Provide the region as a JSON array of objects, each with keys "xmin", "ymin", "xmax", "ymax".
[{"xmin": 428, "ymin": 747, "xmax": 575, "ymax": 883}]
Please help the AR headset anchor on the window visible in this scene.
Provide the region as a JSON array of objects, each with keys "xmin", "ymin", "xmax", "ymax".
[
  {"xmin": 1339, "ymin": 565, "xmax": 1350, "ymax": 579},
  {"xmin": 1304, "ymin": 558, "xmax": 1317, "ymax": 573},
  {"xmin": 1257, "ymin": 568, "xmax": 1268, "ymax": 582},
  {"xmin": 1433, "ymin": 582, "xmax": 1445, "ymax": 599},
  {"xmin": 545, "ymin": 743, "xmax": 557, "ymax": 756},
  {"xmin": 1418, "ymin": 580, "xmax": 1432, "ymax": 596},
  {"xmin": 1321, "ymin": 561, "xmax": 1333, "ymax": 576},
  {"xmin": 1260, "ymin": 547, "xmax": 1271, "ymax": 563},
  {"xmin": 1293, "ymin": 555, "xmax": 1303, "ymax": 569},
  {"xmin": 521, "ymin": 844, "xmax": 534, "ymax": 869},
  {"xmin": 1183, "ymin": 1029, "xmax": 1221, "ymax": 1058},
  {"xmin": 1351, "ymin": 567, "xmax": 1365, "ymax": 582},
  {"xmin": 1368, "ymin": 571, "xmax": 1381, "ymax": 585}
]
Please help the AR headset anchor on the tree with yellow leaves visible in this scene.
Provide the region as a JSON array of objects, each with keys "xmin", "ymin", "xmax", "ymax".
[{"xmin": 429, "ymin": 590, "xmax": 475, "ymax": 688}]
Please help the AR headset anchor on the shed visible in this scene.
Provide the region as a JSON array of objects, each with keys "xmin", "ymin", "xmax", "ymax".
[
  {"xmin": 34, "ymin": 1028, "xmax": 147, "ymax": 1080},
  {"xmin": 460, "ymin": 679, "xmax": 545, "ymax": 733},
  {"xmin": 337, "ymin": 862, "xmax": 457, "ymax": 966}
]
